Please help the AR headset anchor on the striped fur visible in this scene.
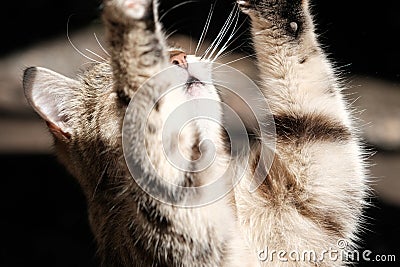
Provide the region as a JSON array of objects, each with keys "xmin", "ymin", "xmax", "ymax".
[
  {"xmin": 22, "ymin": 0, "xmax": 368, "ymax": 266},
  {"xmin": 234, "ymin": 0, "xmax": 368, "ymax": 266}
]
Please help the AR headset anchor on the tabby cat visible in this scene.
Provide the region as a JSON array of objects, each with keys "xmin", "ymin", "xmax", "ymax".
[{"xmin": 22, "ymin": 0, "xmax": 368, "ymax": 266}]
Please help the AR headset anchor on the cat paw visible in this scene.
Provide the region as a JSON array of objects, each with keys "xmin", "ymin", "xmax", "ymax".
[
  {"xmin": 237, "ymin": 0, "xmax": 253, "ymax": 14},
  {"xmin": 120, "ymin": 0, "xmax": 151, "ymax": 20},
  {"xmin": 104, "ymin": 0, "xmax": 152, "ymax": 21},
  {"xmin": 237, "ymin": 0, "xmax": 305, "ymax": 34}
]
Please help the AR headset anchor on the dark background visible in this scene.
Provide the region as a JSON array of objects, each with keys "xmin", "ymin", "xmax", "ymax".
[
  {"xmin": 2, "ymin": 0, "xmax": 400, "ymax": 82},
  {"xmin": 1, "ymin": 0, "xmax": 399, "ymax": 266}
]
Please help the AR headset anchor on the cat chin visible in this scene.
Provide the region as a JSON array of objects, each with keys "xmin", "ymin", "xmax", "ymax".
[
  {"xmin": 184, "ymin": 84, "xmax": 219, "ymax": 102},
  {"xmin": 185, "ymin": 83, "xmax": 206, "ymax": 98}
]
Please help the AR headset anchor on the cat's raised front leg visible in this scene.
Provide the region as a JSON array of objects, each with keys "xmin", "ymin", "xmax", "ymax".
[
  {"xmin": 102, "ymin": 0, "xmax": 169, "ymax": 98},
  {"xmin": 236, "ymin": 1, "xmax": 369, "ymax": 266},
  {"xmin": 100, "ymin": 1, "xmax": 252, "ymax": 267}
]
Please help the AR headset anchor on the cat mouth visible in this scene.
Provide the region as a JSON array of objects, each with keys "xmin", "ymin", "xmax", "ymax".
[
  {"xmin": 185, "ymin": 76, "xmax": 206, "ymax": 97},
  {"xmin": 186, "ymin": 76, "xmax": 203, "ymax": 87}
]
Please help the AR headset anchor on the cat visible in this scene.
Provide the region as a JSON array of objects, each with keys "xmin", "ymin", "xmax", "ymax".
[{"xmin": 22, "ymin": 0, "xmax": 369, "ymax": 266}]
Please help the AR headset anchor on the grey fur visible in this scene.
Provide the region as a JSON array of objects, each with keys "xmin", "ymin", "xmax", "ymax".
[{"xmin": 22, "ymin": 0, "xmax": 369, "ymax": 266}]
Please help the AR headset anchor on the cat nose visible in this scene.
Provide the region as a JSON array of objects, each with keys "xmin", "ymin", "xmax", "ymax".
[{"xmin": 170, "ymin": 51, "xmax": 188, "ymax": 69}]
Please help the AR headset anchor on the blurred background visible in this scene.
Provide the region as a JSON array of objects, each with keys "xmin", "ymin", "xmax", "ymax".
[{"xmin": 0, "ymin": 0, "xmax": 399, "ymax": 266}]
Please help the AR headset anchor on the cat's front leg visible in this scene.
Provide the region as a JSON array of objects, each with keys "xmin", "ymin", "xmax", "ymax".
[
  {"xmin": 235, "ymin": 0, "xmax": 368, "ymax": 266},
  {"xmin": 236, "ymin": 0, "xmax": 347, "ymax": 119},
  {"xmin": 102, "ymin": 0, "xmax": 169, "ymax": 98}
]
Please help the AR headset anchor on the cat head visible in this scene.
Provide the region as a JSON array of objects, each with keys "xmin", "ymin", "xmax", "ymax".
[
  {"xmin": 23, "ymin": 50, "xmax": 220, "ymax": 137},
  {"xmin": 22, "ymin": 50, "xmax": 224, "ymax": 194}
]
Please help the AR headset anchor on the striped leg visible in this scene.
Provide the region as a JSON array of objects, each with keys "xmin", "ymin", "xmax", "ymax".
[{"xmin": 235, "ymin": 1, "xmax": 369, "ymax": 266}]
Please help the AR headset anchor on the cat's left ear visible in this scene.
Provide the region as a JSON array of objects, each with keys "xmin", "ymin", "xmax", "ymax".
[{"xmin": 23, "ymin": 67, "xmax": 80, "ymax": 140}]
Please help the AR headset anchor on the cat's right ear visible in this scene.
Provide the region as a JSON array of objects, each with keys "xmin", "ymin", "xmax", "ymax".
[{"xmin": 23, "ymin": 67, "xmax": 80, "ymax": 140}]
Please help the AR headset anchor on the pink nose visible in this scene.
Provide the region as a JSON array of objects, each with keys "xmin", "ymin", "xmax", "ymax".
[{"xmin": 170, "ymin": 51, "xmax": 188, "ymax": 69}]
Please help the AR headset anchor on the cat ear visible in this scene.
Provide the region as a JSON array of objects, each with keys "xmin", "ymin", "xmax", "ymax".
[{"xmin": 23, "ymin": 67, "xmax": 80, "ymax": 140}]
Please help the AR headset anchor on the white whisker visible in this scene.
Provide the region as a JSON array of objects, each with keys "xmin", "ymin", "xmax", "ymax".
[
  {"xmin": 159, "ymin": 1, "xmax": 198, "ymax": 21},
  {"xmin": 201, "ymin": 7, "xmax": 236, "ymax": 59},
  {"xmin": 164, "ymin": 20, "xmax": 189, "ymax": 38},
  {"xmin": 195, "ymin": 3, "xmax": 215, "ymax": 56},
  {"xmin": 213, "ymin": 12, "xmax": 248, "ymax": 61},
  {"xmin": 202, "ymin": 10, "xmax": 234, "ymax": 59},
  {"xmin": 215, "ymin": 33, "xmax": 249, "ymax": 61},
  {"xmin": 166, "ymin": 29, "xmax": 179, "ymax": 40},
  {"xmin": 213, "ymin": 53, "xmax": 255, "ymax": 70},
  {"xmin": 66, "ymin": 16, "xmax": 101, "ymax": 64},
  {"xmin": 94, "ymin": 32, "xmax": 110, "ymax": 57},
  {"xmin": 212, "ymin": 12, "xmax": 239, "ymax": 61},
  {"xmin": 86, "ymin": 48, "xmax": 107, "ymax": 62},
  {"xmin": 203, "ymin": 5, "xmax": 237, "ymax": 60},
  {"xmin": 215, "ymin": 50, "xmax": 234, "ymax": 61}
]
